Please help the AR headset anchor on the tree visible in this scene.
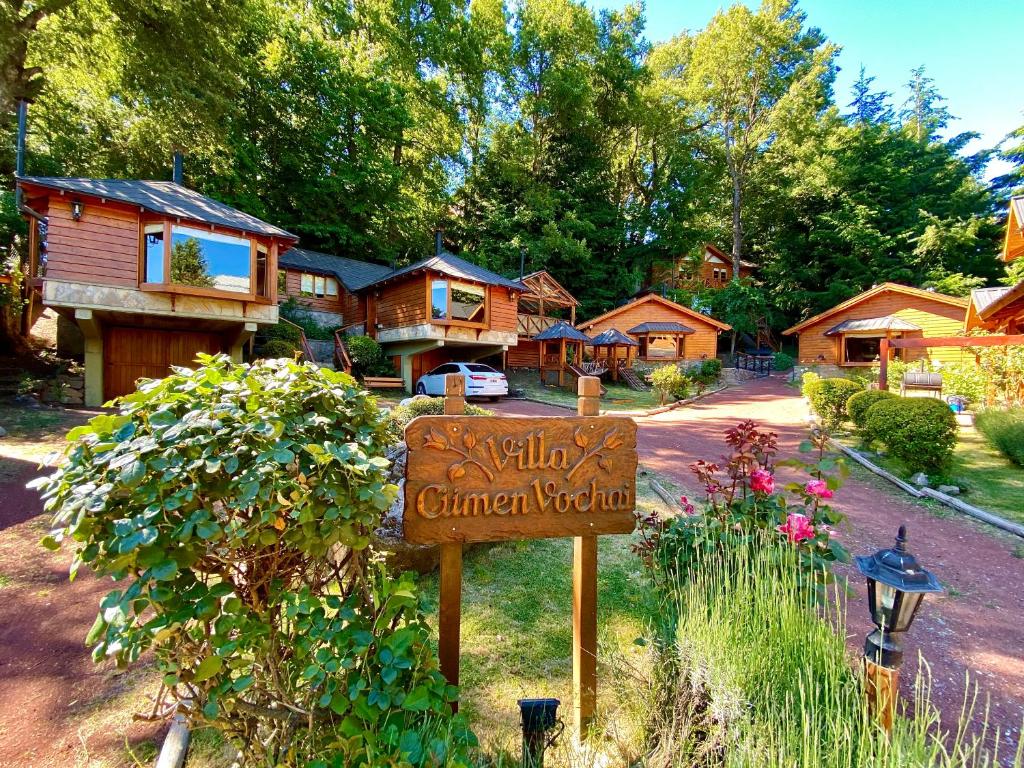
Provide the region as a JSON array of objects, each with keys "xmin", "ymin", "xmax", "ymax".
[
  {"xmin": 992, "ymin": 117, "xmax": 1024, "ymax": 199},
  {"xmin": 845, "ymin": 65, "xmax": 893, "ymax": 126},
  {"xmin": 169, "ymin": 238, "xmax": 214, "ymax": 288},
  {"xmin": 900, "ymin": 65, "xmax": 953, "ymax": 143}
]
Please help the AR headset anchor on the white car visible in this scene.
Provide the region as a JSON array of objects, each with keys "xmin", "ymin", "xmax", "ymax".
[{"xmin": 416, "ymin": 362, "xmax": 508, "ymax": 400}]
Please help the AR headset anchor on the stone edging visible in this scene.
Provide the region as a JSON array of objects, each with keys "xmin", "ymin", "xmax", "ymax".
[{"xmin": 518, "ymin": 383, "xmax": 728, "ymax": 417}]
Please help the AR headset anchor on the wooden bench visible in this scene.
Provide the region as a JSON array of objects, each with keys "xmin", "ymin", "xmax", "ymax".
[{"xmin": 363, "ymin": 376, "xmax": 405, "ymax": 389}]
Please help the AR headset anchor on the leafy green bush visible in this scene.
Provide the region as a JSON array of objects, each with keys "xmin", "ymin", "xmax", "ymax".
[
  {"xmin": 687, "ymin": 358, "xmax": 723, "ymax": 394},
  {"xmin": 263, "ymin": 320, "xmax": 304, "ymax": 345},
  {"xmin": 651, "ymin": 364, "xmax": 690, "ymax": 404},
  {"xmin": 33, "ymin": 355, "xmax": 475, "ymax": 765},
  {"xmin": 846, "ymin": 389, "xmax": 898, "ymax": 429},
  {"xmin": 801, "ymin": 370, "xmax": 822, "ymax": 401},
  {"xmin": 260, "ymin": 338, "xmax": 298, "ymax": 358},
  {"xmin": 864, "ymin": 397, "xmax": 958, "ymax": 472},
  {"xmin": 940, "ymin": 361, "xmax": 987, "ymax": 404},
  {"xmin": 809, "ymin": 378, "xmax": 863, "ymax": 431},
  {"xmin": 773, "ymin": 351, "xmax": 795, "ymax": 371},
  {"xmin": 280, "ymin": 297, "xmax": 341, "ymax": 340},
  {"xmin": 388, "ymin": 397, "xmax": 493, "ymax": 432},
  {"xmin": 345, "ymin": 334, "xmax": 393, "ymax": 376},
  {"xmin": 976, "ymin": 408, "xmax": 1024, "ymax": 466}
]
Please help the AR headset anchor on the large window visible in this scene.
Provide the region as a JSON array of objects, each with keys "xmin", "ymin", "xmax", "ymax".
[
  {"xmin": 170, "ymin": 226, "xmax": 251, "ymax": 293},
  {"xmin": 843, "ymin": 335, "xmax": 881, "ymax": 364},
  {"xmin": 431, "ymin": 280, "xmax": 448, "ymax": 319},
  {"xmin": 431, "ymin": 279, "xmax": 486, "ymax": 323},
  {"xmin": 640, "ymin": 334, "xmax": 683, "ymax": 359}
]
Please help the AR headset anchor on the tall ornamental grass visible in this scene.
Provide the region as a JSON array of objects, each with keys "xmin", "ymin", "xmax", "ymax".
[{"xmin": 652, "ymin": 538, "xmax": 1021, "ymax": 768}]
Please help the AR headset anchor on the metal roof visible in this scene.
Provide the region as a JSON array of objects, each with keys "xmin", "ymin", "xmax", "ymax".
[
  {"xmin": 534, "ymin": 321, "xmax": 592, "ymax": 343},
  {"xmin": 360, "ymin": 249, "xmax": 523, "ymax": 291},
  {"xmin": 590, "ymin": 328, "xmax": 638, "ymax": 346},
  {"xmin": 627, "ymin": 321, "xmax": 695, "ymax": 334},
  {"xmin": 278, "ymin": 247, "xmax": 392, "ymax": 291},
  {"xmin": 970, "ymin": 286, "xmax": 1013, "ymax": 315},
  {"xmin": 823, "ymin": 316, "xmax": 922, "ymax": 336},
  {"xmin": 18, "ymin": 176, "xmax": 295, "ymax": 239}
]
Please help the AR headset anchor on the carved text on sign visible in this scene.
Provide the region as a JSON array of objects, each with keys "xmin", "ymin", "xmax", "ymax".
[{"xmin": 403, "ymin": 416, "xmax": 638, "ymax": 544}]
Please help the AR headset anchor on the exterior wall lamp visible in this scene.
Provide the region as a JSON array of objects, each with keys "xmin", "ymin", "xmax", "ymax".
[
  {"xmin": 70, "ymin": 200, "xmax": 84, "ymax": 221},
  {"xmin": 517, "ymin": 698, "xmax": 563, "ymax": 767},
  {"xmin": 856, "ymin": 525, "xmax": 941, "ymax": 731}
]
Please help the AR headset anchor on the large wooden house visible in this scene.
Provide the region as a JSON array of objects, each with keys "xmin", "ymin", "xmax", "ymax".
[
  {"xmin": 966, "ymin": 196, "xmax": 1024, "ymax": 334},
  {"xmin": 577, "ymin": 293, "xmax": 731, "ymax": 363},
  {"xmin": 652, "ymin": 243, "xmax": 757, "ymax": 291},
  {"xmin": 16, "ymin": 176, "xmax": 297, "ymax": 405},
  {"xmin": 783, "ymin": 283, "xmax": 970, "ymax": 368}
]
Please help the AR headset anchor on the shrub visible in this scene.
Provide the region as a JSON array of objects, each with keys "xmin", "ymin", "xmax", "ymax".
[
  {"xmin": 345, "ymin": 334, "xmax": 393, "ymax": 376},
  {"xmin": 651, "ymin": 364, "xmax": 690, "ymax": 404},
  {"xmin": 801, "ymin": 370, "xmax": 822, "ymax": 401},
  {"xmin": 33, "ymin": 355, "xmax": 475, "ymax": 765},
  {"xmin": 279, "ymin": 297, "xmax": 340, "ymax": 340},
  {"xmin": 864, "ymin": 397, "xmax": 958, "ymax": 472},
  {"xmin": 687, "ymin": 358, "xmax": 722, "ymax": 394},
  {"xmin": 260, "ymin": 338, "xmax": 298, "ymax": 358},
  {"xmin": 809, "ymin": 378, "xmax": 863, "ymax": 431},
  {"xmin": 773, "ymin": 351, "xmax": 795, "ymax": 371},
  {"xmin": 388, "ymin": 397, "xmax": 493, "ymax": 432},
  {"xmin": 976, "ymin": 408, "xmax": 1024, "ymax": 465},
  {"xmin": 846, "ymin": 389, "xmax": 898, "ymax": 429},
  {"xmin": 263, "ymin": 321, "xmax": 303, "ymax": 345},
  {"xmin": 940, "ymin": 361, "xmax": 987, "ymax": 404}
]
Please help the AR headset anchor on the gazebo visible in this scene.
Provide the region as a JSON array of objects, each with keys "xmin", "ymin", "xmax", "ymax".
[
  {"xmin": 534, "ymin": 321, "xmax": 592, "ymax": 388},
  {"xmin": 589, "ymin": 328, "xmax": 638, "ymax": 382}
]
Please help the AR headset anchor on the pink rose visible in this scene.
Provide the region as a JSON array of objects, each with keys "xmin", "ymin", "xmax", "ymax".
[
  {"xmin": 680, "ymin": 495, "xmax": 696, "ymax": 515},
  {"xmin": 804, "ymin": 479, "xmax": 834, "ymax": 499},
  {"xmin": 750, "ymin": 468, "xmax": 775, "ymax": 494},
  {"xmin": 777, "ymin": 512, "xmax": 815, "ymax": 544}
]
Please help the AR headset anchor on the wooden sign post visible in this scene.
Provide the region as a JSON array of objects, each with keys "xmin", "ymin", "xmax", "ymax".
[{"xmin": 404, "ymin": 374, "xmax": 637, "ymax": 735}]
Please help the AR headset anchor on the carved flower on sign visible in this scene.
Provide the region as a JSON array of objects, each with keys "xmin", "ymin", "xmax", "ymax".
[
  {"xmin": 566, "ymin": 427, "xmax": 624, "ymax": 481},
  {"xmin": 422, "ymin": 427, "xmax": 495, "ymax": 482}
]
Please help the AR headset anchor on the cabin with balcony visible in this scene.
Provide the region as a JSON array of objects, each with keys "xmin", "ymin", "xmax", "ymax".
[
  {"xmin": 16, "ymin": 176, "xmax": 296, "ymax": 406},
  {"xmin": 651, "ymin": 243, "xmax": 757, "ymax": 291},
  {"xmin": 507, "ymin": 270, "xmax": 580, "ymax": 368}
]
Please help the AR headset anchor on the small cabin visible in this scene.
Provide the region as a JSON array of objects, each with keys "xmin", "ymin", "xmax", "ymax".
[
  {"xmin": 651, "ymin": 243, "xmax": 757, "ymax": 291},
  {"xmin": 507, "ymin": 270, "xmax": 580, "ymax": 369},
  {"xmin": 577, "ymin": 293, "xmax": 731, "ymax": 364},
  {"xmin": 17, "ymin": 176, "xmax": 296, "ymax": 406},
  {"xmin": 276, "ymin": 247, "xmax": 390, "ymax": 331},
  {"xmin": 967, "ymin": 197, "xmax": 1024, "ymax": 334},
  {"xmin": 783, "ymin": 283, "xmax": 969, "ymax": 368}
]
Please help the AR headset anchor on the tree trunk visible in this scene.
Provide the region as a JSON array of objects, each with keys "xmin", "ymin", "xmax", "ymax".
[{"xmin": 729, "ymin": 164, "xmax": 742, "ymax": 358}]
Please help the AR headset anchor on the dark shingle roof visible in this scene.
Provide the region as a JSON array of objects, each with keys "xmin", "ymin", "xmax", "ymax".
[
  {"xmin": 590, "ymin": 328, "xmax": 638, "ymax": 346},
  {"xmin": 360, "ymin": 250, "xmax": 523, "ymax": 291},
  {"xmin": 534, "ymin": 321, "xmax": 592, "ymax": 343},
  {"xmin": 278, "ymin": 247, "xmax": 393, "ymax": 291},
  {"xmin": 628, "ymin": 321, "xmax": 695, "ymax": 334},
  {"xmin": 18, "ymin": 176, "xmax": 295, "ymax": 239}
]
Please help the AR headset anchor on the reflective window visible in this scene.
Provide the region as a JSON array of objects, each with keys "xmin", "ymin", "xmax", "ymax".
[
  {"xmin": 449, "ymin": 282, "xmax": 485, "ymax": 322},
  {"xmin": 170, "ymin": 225, "xmax": 250, "ymax": 293},
  {"xmin": 431, "ymin": 280, "xmax": 448, "ymax": 320},
  {"xmin": 300, "ymin": 273, "xmax": 314, "ymax": 296},
  {"xmin": 844, "ymin": 335, "xmax": 881, "ymax": 363},
  {"xmin": 278, "ymin": 269, "xmax": 287, "ymax": 295},
  {"xmin": 144, "ymin": 224, "xmax": 165, "ymax": 283},
  {"xmin": 256, "ymin": 244, "xmax": 268, "ymax": 297},
  {"xmin": 645, "ymin": 335, "xmax": 681, "ymax": 359},
  {"xmin": 326, "ymin": 277, "xmax": 338, "ymax": 297}
]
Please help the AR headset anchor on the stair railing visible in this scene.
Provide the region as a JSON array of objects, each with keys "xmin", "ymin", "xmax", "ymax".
[
  {"xmin": 334, "ymin": 330, "xmax": 353, "ymax": 374},
  {"xmin": 280, "ymin": 317, "xmax": 316, "ymax": 362}
]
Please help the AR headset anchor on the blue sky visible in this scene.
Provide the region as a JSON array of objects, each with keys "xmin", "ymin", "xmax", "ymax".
[{"xmin": 588, "ymin": 0, "xmax": 1022, "ymax": 179}]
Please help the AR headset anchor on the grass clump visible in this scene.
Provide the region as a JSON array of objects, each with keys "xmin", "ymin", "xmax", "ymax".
[{"xmin": 976, "ymin": 408, "xmax": 1024, "ymax": 466}]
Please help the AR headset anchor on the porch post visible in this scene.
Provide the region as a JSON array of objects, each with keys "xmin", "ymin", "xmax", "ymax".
[
  {"xmin": 879, "ymin": 338, "xmax": 890, "ymax": 391},
  {"xmin": 74, "ymin": 309, "xmax": 103, "ymax": 407}
]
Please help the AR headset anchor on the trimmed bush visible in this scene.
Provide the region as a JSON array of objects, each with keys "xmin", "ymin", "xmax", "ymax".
[
  {"xmin": 976, "ymin": 408, "xmax": 1024, "ymax": 465},
  {"xmin": 864, "ymin": 396, "xmax": 958, "ymax": 472},
  {"xmin": 260, "ymin": 339, "xmax": 298, "ymax": 358},
  {"xmin": 939, "ymin": 361, "xmax": 987, "ymax": 404},
  {"xmin": 846, "ymin": 389, "xmax": 898, "ymax": 429},
  {"xmin": 388, "ymin": 397, "xmax": 493, "ymax": 432},
  {"xmin": 810, "ymin": 378, "xmax": 863, "ymax": 430},
  {"xmin": 345, "ymin": 334, "xmax": 391, "ymax": 376},
  {"xmin": 652, "ymin": 364, "xmax": 691, "ymax": 404},
  {"xmin": 773, "ymin": 351, "xmax": 795, "ymax": 371},
  {"xmin": 801, "ymin": 371, "xmax": 822, "ymax": 401}
]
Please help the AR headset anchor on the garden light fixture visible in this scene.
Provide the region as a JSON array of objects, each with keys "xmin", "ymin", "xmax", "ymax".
[
  {"xmin": 70, "ymin": 200, "xmax": 84, "ymax": 220},
  {"xmin": 517, "ymin": 698, "xmax": 563, "ymax": 768},
  {"xmin": 856, "ymin": 525, "xmax": 942, "ymax": 668}
]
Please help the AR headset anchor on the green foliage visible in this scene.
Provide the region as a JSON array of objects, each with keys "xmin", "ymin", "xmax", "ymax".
[
  {"xmin": 32, "ymin": 355, "xmax": 475, "ymax": 765},
  {"xmin": 260, "ymin": 339, "xmax": 298, "ymax": 358},
  {"xmin": 920, "ymin": 271, "xmax": 987, "ymax": 298},
  {"xmin": 651, "ymin": 364, "xmax": 690, "ymax": 404},
  {"xmin": 976, "ymin": 408, "xmax": 1024, "ymax": 466},
  {"xmin": 388, "ymin": 398, "xmax": 492, "ymax": 433},
  {"xmin": 968, "ymin": 332, "xmax": 1024, "ymax": 406},
  {"xmin": 279, "ymin": 298, "xmax": 340, "ymax": 341},
  {"xmin": 940, "ymin": 361, "xmax": 988, "ymax": 404},
  {"xmin": 810, "ymin": 378, "xmax": 863, "ymax": 431},
  {"xmin": 263, "ymin": 321, "xmax": 303, "ymax": 345},
  {"xmin": 345, "ymin": 335, "xmax": 390, "ymax": 377},
  {"xmin": 772, "ymin": 351, "xmax": 795, "ymax": 371},
  {"xmin": 863, "ymin": 396, "xmax": 958, "ymax": 472},
  {"xmin": 846, "ymin": 389, "xmax": 897, "ymax": 429},
  {"xmin": 686, "ymin": 358, "xmax": 722, "ymax": 394},
  {"xmin": 801, "ymin": 370, "xmax": 822, "ymax": 401}
]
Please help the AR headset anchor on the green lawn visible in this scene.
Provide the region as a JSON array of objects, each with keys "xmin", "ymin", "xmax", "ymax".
[
  {"xmin": 416, "ymin": 471, "xmax": 672, "ymax": 764},
  {"xmin": 507, "ymin": 371, "xmax": 665, "ymax": 412}
]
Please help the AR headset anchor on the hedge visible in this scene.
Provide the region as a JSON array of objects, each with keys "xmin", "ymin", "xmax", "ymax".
[
  {"xmin": 810, "ymin": 378, "xmax": 863, "ymax": 430},
  {"xmin": 388, "ymin": 397, "xmax": 493, "ymax": 432},
  {"xmin": 863, "ymin": 396, "xmax": 958, "ymax": 472},
  {"xmin": 975, "ymin": 408, "xmax": 1024, "ymax": 466},
  {"xmin": 846, "ymin": 389, "xmax": 897, "ymax": 429}
]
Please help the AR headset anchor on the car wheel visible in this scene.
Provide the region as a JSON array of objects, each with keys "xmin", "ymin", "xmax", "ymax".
[
  {"xmin": 416, "ymin": 382, "xmax": 426, "ymax": 395},
  {"xmin": 489, "ymin": 396, "xmax": 500, "ymax": 402}
]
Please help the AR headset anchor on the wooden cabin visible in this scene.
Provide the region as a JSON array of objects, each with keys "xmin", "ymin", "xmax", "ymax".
[
  {"xmin": 578, "ymin": 293, "xmax": 731, "ymax": 364},
  {"xmin": 967, "ymin": 197, "xmax": 1024, "ymax": 334},
  {"xmin": 783, "ymin": 283, "xmax": 969, "ymax": 367},
  {"xmin": 508, "ymin": 270, "xmax": 579, "ymax": 368},
  {"xmin": 652, "ymin": 243, "xmax": 757, "ymax": 291},
  {"xmin": 276, "ymin": 247, "xmax": 390, "ymax": 330},
  {"xmin": 16, "ymin": 176, "xmax": 296, "ymax": 406}
]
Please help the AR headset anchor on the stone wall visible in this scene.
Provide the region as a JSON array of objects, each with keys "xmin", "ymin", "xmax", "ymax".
[{"xmin": 41, "ymin": 368, "xmax": 86, "ymax": 405}]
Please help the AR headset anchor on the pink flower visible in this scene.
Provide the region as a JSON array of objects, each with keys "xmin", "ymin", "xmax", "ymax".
[
  {"xmin": 777, "ymin": 512, "xmax": 815, "ymax": 544},
  {"xmin": 680, "ymin": 495, "xmax": 696, "ymax": 515},
  {"xmin": 750, "ymin": 469, "xmax": 775, "ymax": 494},
  {"xmin": 804, "ymin": 479, "xmax": 834, "ymax": 499}
]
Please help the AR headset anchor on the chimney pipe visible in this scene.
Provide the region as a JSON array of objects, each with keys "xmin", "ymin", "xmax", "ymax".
[
  {"xmin": 172, "ymin": 151, "xmax": 184, "ymax": 185},
  {"xmin": 434, "ymin": 229, "xmax": 443, "ymax": 257},
  {"xmin": 15, "ymin": 100, "xmax": 28, "ymax": 206}
]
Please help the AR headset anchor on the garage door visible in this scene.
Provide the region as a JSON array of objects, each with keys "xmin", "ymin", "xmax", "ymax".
[{"xmin": 103, "ymin": 327, "xmax": 225, "ymax": 401}]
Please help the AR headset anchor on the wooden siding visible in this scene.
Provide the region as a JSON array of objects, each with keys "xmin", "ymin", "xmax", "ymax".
[
  {"xmin": 489, "ymin": 285, "xmax": 518, "ymax": 333},
  {"xmin": 374, "ymin": 274, "xmax": 427, "ymax": 329},
  {"xmin": 279, "ymin": 267, "xmax": 363, "ymax": 322},
  {"xmin": 103, "ymin": 326, "xmax": 224, "ymax": 400},
  {"xmin": 794, "ymin": 290, "xmax": 970, "ymax": 365},
  {"xmin": 582, "ymin": 300, "xmax": 721, "ymax": 361},
  {"xmin": 508, "ymin": 338, "xmax": 540, "ymax": 368},
  {"xmin": 45, "ymin": 198, "xmax": 140, "ymax": 287}
]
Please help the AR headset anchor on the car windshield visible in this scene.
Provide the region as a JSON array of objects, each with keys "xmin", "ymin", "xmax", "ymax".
[{"xmin": 465, "ymin": 364, "xmax": 497, "ymax": 373}]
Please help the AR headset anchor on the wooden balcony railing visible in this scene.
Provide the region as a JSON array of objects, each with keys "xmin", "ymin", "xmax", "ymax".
[
  {"xmin": 280, "ymin": 317, "xmax": 316, "ymax": 362},
  {"xmin": 517, "ymin": 313, "xmax": 560, "ymax": 337},
  {"xmin": 334, "ymin": 330, "xmax": 353, "ymax": 374}
]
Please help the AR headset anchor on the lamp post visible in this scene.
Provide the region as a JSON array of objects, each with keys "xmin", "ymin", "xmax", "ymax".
[
  {"xmin": 517, "ymin": 698, "xmax": 563, "ymax": 768},
  {"xmin": 855, "ymin": 525, "xmax": 942, "ymax": 732}
]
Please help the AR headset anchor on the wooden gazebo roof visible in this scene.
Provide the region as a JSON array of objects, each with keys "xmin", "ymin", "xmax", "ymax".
[
  {"xmin": 534, "ymin": 321, "xmax": 591, "ymax": 343},
  {"xmin": 515, "ymin": 270, "xmax": 579, "ymax": 314},
  {"xmin": 590, "ymin": 328, "xmax": 638, "ymax": 346}
]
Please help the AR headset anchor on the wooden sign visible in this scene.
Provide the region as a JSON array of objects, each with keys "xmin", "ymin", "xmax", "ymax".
[{"xmin": 403, "ymin": 415, "xmax": 638, "ymax": 544}]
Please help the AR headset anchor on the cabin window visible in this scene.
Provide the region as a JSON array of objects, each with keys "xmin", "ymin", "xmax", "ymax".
[
  {"xmin": 325, "ymin": 277, "xmax": 338, "ymax": 297},
  {"xmin": 255, "ymin": 244, "xmax": 268, "ymax": 298},
  {"xmin": 170, "ymin": 225, "xmax": 250, "ymax": 293},
  {"xmin": 300, "ymin": 273, "xmax": 314, "ymax": 296},
  {"xmin": 843, "ymin": 335, "xmax": 881, "ymax": 364},
  {"xmin": 645, "ymin": 335, "xmax": 682, "ymax": 359},
  {"xmin": 144, "ymin": 224, "xmax": 165, "ymax": 283},
  {"xmin": 431, "ymin": 279, "xmax": 448, "ymax": 320},
  {"xmin": 450, "ymin": 282, "xmax": 486, "ymax": 322}
]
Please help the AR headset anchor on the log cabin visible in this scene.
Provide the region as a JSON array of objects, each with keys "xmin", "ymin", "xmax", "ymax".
[
  {"xmin": 651, "ymin": 243, "xmax": 757, "ymax": 291},
  {"xmin": 16, "ymin": 176, "xmax": 297, "ymax": 406},
  {"xmin": 577, "ymin": 293, "xmax": 731, "ymax": 364},
  {"xmin": 966, "ymin": 196, "xmax": 1024, "ymax": 334},
  {"xmin": 783, "ymin": 283, "xmax": 970, "ymax": 369}
]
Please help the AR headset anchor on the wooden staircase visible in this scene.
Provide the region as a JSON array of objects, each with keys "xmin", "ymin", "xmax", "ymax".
[{"xmin": 617, "ymin": 365, "xmax": 647, "ymax": 392}]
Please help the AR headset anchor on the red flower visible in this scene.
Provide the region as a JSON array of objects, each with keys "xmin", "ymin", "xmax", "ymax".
[
  {"xmin": 777, "ymin": 512, "xmax": 815, "ymax": 544},
  {"xmin": 750, "ymin": 468, "xmax": 775, "ymax": 494},
  {"xmin": 680, "ymin": 495, "xmax": 696, "ymax": 515}
]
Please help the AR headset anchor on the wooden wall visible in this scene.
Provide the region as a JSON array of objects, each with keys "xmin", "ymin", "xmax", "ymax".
[
  {"xmin": 374, "ymin": 275, "xmax": 427, "ymax": 329},
  {"xmin": 508, "ymin": 338, "xmax": 539, "ymax": 367},
  {"xmin": 582, "ymin": 299, "xmax": 721, "ymax": 361},
  {"xmin": 489, "ymin": 285, "xmax": 518, "ymax": 333},
  {"xmin": 45, "ymin": 198, "xmax": 139, "ymax": 287},
  {"xmin": 794, "ymin": 291, "xmax": 969, "ymax": 365},
  {"xmin": 280, "ymin": 267, "xmax": 365, "ymax": 324}
]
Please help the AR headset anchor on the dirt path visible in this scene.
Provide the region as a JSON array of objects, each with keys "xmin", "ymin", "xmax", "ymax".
[{"xmin": 495, "ymin": 381, "xmax": 1024, "ymax": 753}]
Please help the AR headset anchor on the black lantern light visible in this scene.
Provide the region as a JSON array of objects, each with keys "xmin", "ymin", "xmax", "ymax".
[
  {"xmin": 856, "ymin": 525, "xmax": 942, "ymax": 668},
  {"xmin": 517, "ymin": 698, "xmax": 563, "ymax": 768},
  {"xmin": 70, "ymin": 200, "xmax": 84, "ymax": 220}
]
